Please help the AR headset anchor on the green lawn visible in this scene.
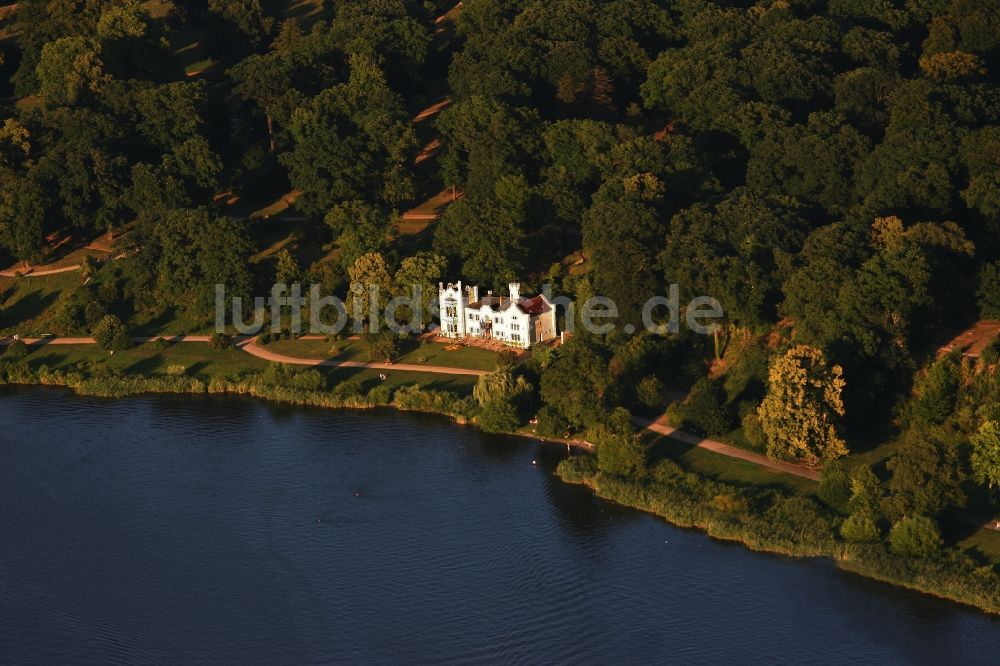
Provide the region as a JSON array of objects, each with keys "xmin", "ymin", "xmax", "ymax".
[
  {"xmin": 945, "ymin": 521, "xmax": 1000, "ymax": 566},
  {"xmin": 22, "ymin": 341, "xmax": 269, "ymax": 378},
  {"xmin": 645, "ymin": 431, "xmax": 819, "ymax": 496},
  {"xmin": 16, "ymin": 341, "xmax": 479, "ymax": 396},
  {"xmin": 262, "ymin": 338, "xmax": 501, "ymax": 371},
  {"xmin": 0, "ymin": 272, "xmax": 82, "ymax": 336}
]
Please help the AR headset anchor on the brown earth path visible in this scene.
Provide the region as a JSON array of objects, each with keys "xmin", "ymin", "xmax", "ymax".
[
  {"xmin": 632, "ymin": 414, "xmax": 822, "ymax": 481},
  {"xmin": 633, "ymin": 415, "xmax": 1000, "ymax": 532},
  {"xmin": 0, "ymin": 264, "xmax": 83, "ymax": 278},
  {"xmin": 237, "ymin": 338, "xmax": 486, "ymax": 376}
]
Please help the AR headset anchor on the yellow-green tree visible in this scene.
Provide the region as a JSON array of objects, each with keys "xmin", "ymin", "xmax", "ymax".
[
  {"xmin": 758, "ymin": 345, "xmax": 847, "ymax": 463},
  {"xmin": 971, "ymin": 421, "xmax": 1000, "ymax": 500}
]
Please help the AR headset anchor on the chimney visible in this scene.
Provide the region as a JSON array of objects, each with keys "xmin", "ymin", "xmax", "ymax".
[
  {"xmin": 509, "ymin": 282, "xmax": 521, "ymax": 302},
  {"xmin": 470, "ymin": 285, "xmax": 479, "ymax": 303}
]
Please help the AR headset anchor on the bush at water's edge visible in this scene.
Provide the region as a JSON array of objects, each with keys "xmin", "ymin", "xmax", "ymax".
[{"xmin": 556, "ymin": 457, "xmax": 1000, "ymax": 615}]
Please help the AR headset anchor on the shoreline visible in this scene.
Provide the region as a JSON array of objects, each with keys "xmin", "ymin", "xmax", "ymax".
[
  {"xmin": 2, "ymin": 370, "xmax": 998, "ymax": 616},
  {"xmin": 555, "ymin": 470, "xmax": 1000, "ymax": 617}
]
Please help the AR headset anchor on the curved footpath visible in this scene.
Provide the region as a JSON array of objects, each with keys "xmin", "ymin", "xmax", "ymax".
[
  {"xmin": 0, "ymin": 264, "xmax": 84, "ymax": 278},
  {"xmin": 236, "ymin": 338, "xmax": 486, "ymax": 376},
  {"xmin": 633, "ymin": 415, "xmax": 821, "ymax": 481},
  {"xmin": 0, "ymin": 335, "xmax": 484, "ymax": 376},
  {"xmin": 1, "ymin": 334, "xmax": 997, "ymax": 530}
]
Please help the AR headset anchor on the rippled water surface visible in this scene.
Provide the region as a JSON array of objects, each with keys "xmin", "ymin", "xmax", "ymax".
[{"xmin": 2, "ymin": 387, "xmax": 999, "ymax": 664}]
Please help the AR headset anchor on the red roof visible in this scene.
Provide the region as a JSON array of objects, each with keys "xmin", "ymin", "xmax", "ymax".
[{"xmin": 518, "ymin": 296, "xmax": 550, "ymax": 315}]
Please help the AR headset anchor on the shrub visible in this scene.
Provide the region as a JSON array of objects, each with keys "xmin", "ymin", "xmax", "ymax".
[
  {"xmin": 331, "ymin": 381, "xmax": 363, "ymax": 400},
  {"xmin": 911, "ymin": 358, "xmax": 960, "ymax": 424},
  {"xmin": 977, "ymin": 261, "xmax": 1000, "ymax": 319},
  {"xmin": 596, "ymin": 431, "xmax": 646, "ymax": 478},
  {"xmin": 556, "ymin": 455, "xmax": 598, "ymax": 483},
  {"xmin": 393, "ymin": 385, "xmax": 473, "ymax": 418},
  {"xmin": 840, "ymin": 509, "xmax": 880, "ymax": 543},
  {"xmin": 258, "ymin": 363, "xmax": 325, "ymax": 391},
  {"xmin": 740, "ymin": 410, "xmax": 766, "ymax": 449},
  {"xmin": 649, "ymin": 458, "xmax": 684, "ymax": 484},
  {"xmin": 680, "ymin": 377, "xmax": 733, "ymax": 437},
  {"xmin": 93, "ymin": 315, "xmax": 131, "ymax": 351},
  {"xmin": 636, "ymin": 375, "xmax": 666, "ymax": 410},
  {"xmin": 166, "ymin": 364, "xmax": 187, "ymax": 376},
  {"xmin": 366, "ymin": 331, "xmax": 400, "ymax": 362},
  {"xmin": 531, "ymin": 343, "xmax": 554, "ymax": 369},
  {"xmin": 210, "ymin": 333, "xmax": 231, "ymax": 350},
  {"xmin": 818, "ymin": 460, "xmax": 852, "ymax": 513},
  {"xmin": 367, "ymin": 384, "xmax": 392, "ymax": 405},
  {"xmin": 889, "ymin": 515, "xmax": 942, "ymax": 559},
  {"xmin": 535, "ymin": 404, "xmax": 571, "ymax": 438},
  {"xmin": 4, "ymin": 340, "xmax": 29, "ymax": 360},
  {"xmin": 981, "ymin": 339, "xmax": 1000, "ymax": 366},
  {"xmin": 477, "ymin": 399, "xmax": 519, "ymax": 433}
]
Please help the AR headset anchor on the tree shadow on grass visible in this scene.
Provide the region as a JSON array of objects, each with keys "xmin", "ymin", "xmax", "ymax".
[
  {"xmin": 131, "ymin": 308, "xmax": 179, "ymax": 336},
  {"xmin": 122, "ymin": 353, "xmax": 165, "ymax": 375},
  {"xmin": 645, "ymin": 431, "xmax": 810, "ymax": 496},
  {"xmin": 0, "ymin": 289, "xmax": 59, "ymax": 328},
  {"xmin": 942, "ymin": 517, "xmax": 1000, "ymax": 571}
]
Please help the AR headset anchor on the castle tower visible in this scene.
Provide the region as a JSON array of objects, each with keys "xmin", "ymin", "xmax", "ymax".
[{"xmin": 438, "ymin": 281, "xmax": 466, "ymax": 338}]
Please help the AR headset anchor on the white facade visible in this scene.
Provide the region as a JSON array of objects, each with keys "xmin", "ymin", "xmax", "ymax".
[{"xmin": 439, "ymin": 281, "xmax": 557, "ymax": 349}]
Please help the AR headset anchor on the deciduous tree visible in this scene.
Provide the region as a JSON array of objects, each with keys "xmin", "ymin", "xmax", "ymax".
[{"xmin": 758, "ymin": 345, "xmax": 847, "ymax": 463}]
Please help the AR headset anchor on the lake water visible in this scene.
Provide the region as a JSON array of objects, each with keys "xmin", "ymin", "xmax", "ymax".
[{"xmin": 2, "ymin": 387, "xmax": 999, "ymax": 664}]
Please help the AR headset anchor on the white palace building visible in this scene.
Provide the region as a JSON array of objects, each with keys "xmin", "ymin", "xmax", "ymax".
[{"xmin": 438, "ymin": 281, "xmax": 557, "ymax": 349}]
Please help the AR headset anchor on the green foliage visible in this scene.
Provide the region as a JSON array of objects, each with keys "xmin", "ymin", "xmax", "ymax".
[
  {"xmin": 596, "ymin": 430, "xmax": 646, "ymax": 478},
  {"xmin": 392, "ymin": 385, "xmax": 473, "ymax": 419},
  {"xmin": 257, "ymin": 363, "xmax": 325, "ymax": 391},
  {"xmin": 911, "ymin": 358, "xmax": 961, "ymax": 424},
  {"xmin": 476, "ymin": 399, "xmax": 519, "ymax": 434},
  {"xmin": 93, "ymin": 314, "xmax": 130, "ymax": 351},
  {"xmin": 274, "ymin": 249, "xmax": 300, "ymax": 285},
  {"xmin": 848, "ymin": 465, "xmax": 885, "ymax": 515},
  {"xmin": 540, "ymin": 337, "xmax": 611, "ymax": 430},
  {"xmin": 758, "ymin": 345, "xmax": 848, "ymax": 463},
  {"xmin": 885, "ymin": 433, "xmax": 965, "ymax": 519},
  {"xmin": 209, "ymin": 333, "xmax": 231, "ymax": 351},
  {"xmin": 635, "ymin": 375, "xmax": 666, "ymax": 410},
  {"xmin": 596, "ymin": 407, "xmax": 646, "ymax": 477},
  {"xmin": 840, "ymin": 509, "xmax": 881, "ymax": 543},
  {"xmin": 977, "ymin": 262, "xmax": 1000, "ymax": 318},
  {"xmin": 3, "ymin": 340, "xmax": 29, "ymax": 360},
  {"xmin": 535, "ymin": 404, "xmax": 571, "ymax": 438},
  {"xmin": 282, "ymin": 54, "xmax": 416, "ymax": 213},
  {"xmin": 970, "ymin": 420, "xmax": 1000, "ymax": 492},
  {"xmin": 555, "ymin": 455, "xmax": 599, "ymax": 484},
  {"xmin": 140, "ymin": 209, "xmax": 253, "ymax": 318},
  {"xmin": 888, "ymin": 516, "xmax": 943, "ymax": 559},
  {"xmin": 677, "ymin": 377, "xmax": 733, "ymax": 437},
  {"xmin": 364, "ymin": 331, "xmax": 401, "ymax": 363},
  {"xmin": 818, "ymin": 461, "xmax": 853, "ymax": 513}
]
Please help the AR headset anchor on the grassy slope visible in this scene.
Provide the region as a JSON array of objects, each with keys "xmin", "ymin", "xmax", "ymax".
[
  {"xmin": 0, "ymin": 272, "xmax": 81, "ymax": 336},
  {"xmin": 18, "ymin": 341, "xmax": 479, "ymax": 396}
]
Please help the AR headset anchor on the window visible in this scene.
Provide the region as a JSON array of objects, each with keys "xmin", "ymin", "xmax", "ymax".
[
  {"xmin": 445, "ymin": 306, "xmax": 457, "ymax": 318},
  {"xmin": 447, "ymin": 323, "xmax": 458, "ymax": 334},
  {"xmin": 512, "ymin": 334, "xmax": 521, "ymax": 343},
  {"xmin": 512, "ymin": 322, "xmax": 520, "ymax": 331}
]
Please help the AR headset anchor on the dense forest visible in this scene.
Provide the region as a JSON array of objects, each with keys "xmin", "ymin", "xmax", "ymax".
[{"xmin": 2, "ymin": 0, "xmax": 1000, "ymax": 603}]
